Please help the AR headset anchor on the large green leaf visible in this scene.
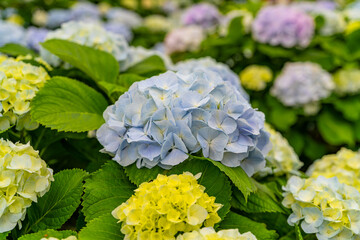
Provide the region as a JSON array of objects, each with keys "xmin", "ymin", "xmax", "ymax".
[
  {"xmin": 333, "ymin": 96, "xmax": 360, "ymax": 122},
  {"xmin": 0, "ymin": 43, "xmax": 36, "ymax": 56},
  {"xmin": 232, "ymin": 184, "xmax": 285, "ymax": 214},
  {"xmin": 317, "ymin": 110, "xmax": 354, "ymax": 146},
  {"xmin": 31, "ymin": 76, "xmax": 108, "ymax": 132},
  {"xmin": 19, "ymin": 169, "xmax": 87, "ymax": 234},
  {"xmin": 79, "ymin": 214, "xmax": 123, "ymax": 240},
  {"xmin": 125, "ymin": 55, "xmax": 166, "ymax": 77},
  {"xmin": 220, "ymin": 212, "xmax": 278, "ymax": 240},
  {"xmin": 196, "ymin": 156, "xmax": 256, "ymax": 201},
  {"xmin": 18, "ymin": 230, "xmax": 77, "ymax": 240},
  {"xmin": 82, "ymin": 161, "xmax": 136, "ymax": 222},
  {"xmin": 124, "ymin": 164, "xmax": 169, "ymax": 186},
  {"xmin": 41, "ymin": 39, "xmax": 119, "ymax": 83}
]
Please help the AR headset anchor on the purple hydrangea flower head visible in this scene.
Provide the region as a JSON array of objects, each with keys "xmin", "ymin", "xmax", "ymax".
[
  {"xmin": 252, "ymin": 5, "xmax": 314, "ymax": 48},
  {"xmin": 173, "ymin": 57, "xmax": 249, "ymax": 101},
  {"xmin": 46, "ymin": 9, "xmax": 73, "ymax": 28},
  {"xmin": 0, "ymin": 21, "xmax": 25, "ymax": 47},
  {"xmin": 70, "ymin": 2, "xmax": 101, "ymax": 22},
  {"xmin": 165, "ymin": 26, "xmax": 205, "ymax": 54},
  {"xmin": 181, "ymin": 3, "xmax": 221, "ymax": 29},
  {"xmin": 104, "ymin": 22, "xmax": 133, "ymax": 42},
  {"xmin": 25, "ymin": 27, "xmax": 48, "ymax": 51},
  {"xmin": 271, "ymin": 62, "xmax": 334, "ymax": 107},
  {"xmin": 97, "ymin": 70, "xmax": 271, "ymax": 176}
]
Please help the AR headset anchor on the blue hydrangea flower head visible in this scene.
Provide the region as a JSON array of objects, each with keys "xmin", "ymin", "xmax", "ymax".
[
  {"xmin": 46, "ymin": 9, "xmax": 73, "ymax": 28},
  {"xmin": 97, "ymin": 70, "xmax": 270, "ymax": 176},
  {"xmin": 25, "ymin": 27, "xmax": 48, "ymax": 51},
  {"xmin": 103, "ymin": 22, "xmax": 133, "ymax": 42},
  {"xmin": 0, "ymin": 21, "xmax": 25, "ymax": 47},
  {"xmin": 252, "ymin": 5, "xmax": 314, "ymax": 48},
  {"xmin": 173, "ymin": 57, "xmax": 249, "ymax": 101}
]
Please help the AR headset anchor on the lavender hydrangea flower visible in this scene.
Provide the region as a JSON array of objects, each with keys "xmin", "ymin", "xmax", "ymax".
[
  {"xmin": 173, "ymin": 57, "xmax": 249, "ymax": 100},
  {"xmin": 25, "ymin": 27, "xmax": 48, "ymax": 51},
  {"xmin": 165, "ymin": 26, "xmax": 205, "ymax": 54},
  {"xmin": 70, "ymin": 2, "xmax": 100, "ymax": 22},
  {"xmin": 97, "ymin": 70, "xmax": 270, "ymax": 176},
  {"xmin": 181, "ymin": 3, "xmax": 221, "ymax": 29},
  {"xmin": 103, "ymin": 22, "xmax": 133, "ymax": 42},
  {"xmin": 46, "ymin": 9, "xmax": 73, "ymax": 28},
  {"xmin": 271, "ymin": 62, "xmax": 334, "ymax": 107},
  {"xmin": 105, "ymin": 7, "xmax": 142, "ymax": 28},
  {"xmin": 0, "ymin": 21, "xmax": 25, "ymax": 47},
  {"xmin": 252, "ymin": 5, "xmax": 314, "ymax": 48}
]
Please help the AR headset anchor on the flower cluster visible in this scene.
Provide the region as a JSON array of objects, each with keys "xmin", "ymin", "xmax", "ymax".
[
  {"xmin": 259, "ymin": 124, "xmax": 302, "ymax": 177},
  {"xmin": 112, "ymin": 173, "xmax": 222, "ymax": 240},
  {"xmin": 307, "ymin": 148, "xmax": 360, "ymax": 192},
  {"xmin": 0, "ymin": 21, "xmax": 25, "ymax": 47},
  {"xmin": 271, "ymin": 62, "xmax": 334, "ymax": 107},
  {"xmin": 41, "ymin": 237, "xmax": 77, "ymax": 240},
  {"xmin": 239, "ymin": 65, "xmax": 272, "ymax": 91},
  {"xmin": 165, "ymin": 26, "xmax": 205, "ymax": 54},
  {"xmin": 181, "ymin": 3, "xmax": 221, "ymax": 30},
  {"xmin": 40, "ymin": 21, "xmax": 129, "ymax": 67},
  {"xmin": 25, "ymin": 27, "xmax": 49, "ymax": 51},
  {"xmin": 176, "ymin": 227, "xmax": 257, "ymax": 240},
  {"xmin": 0, "ymin": 139, "xmax": 54, "ymax": 232},
  {"xmin": 333, "ymin": 68, "xmax": 360, "ymax": 95},
  {"xmin": 97, "ymin": 70, "xmax": 270, "ymax": 176},
  {"xmin": 283, "ymin": 176, "xmax": 360, "ymax": 240},
  {"xmin": 173, "ymin": 57, "xmax": 248, "ymax": 100},
  {"xmin": 105, "ymin": 7, "xmax": 142, "ymax": 29},
  {"xmin": 0, "ymin": 58, "xmax": 50, "ymax": 131},
  {"xmin": 144, "ymin": 15, "xmax": 173, "ymax": 32},
  {"xmin": 252, "ymin": 6, "xmax": 314, "ymax": 48},
  {"xmin": 103, "ymin": 22, "xmax": 133, "ymax": 43}
]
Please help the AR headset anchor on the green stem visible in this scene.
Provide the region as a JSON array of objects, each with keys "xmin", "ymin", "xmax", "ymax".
[{"xmin": 34, "ymin": 127, "xmax": 46, "ymax": 150}]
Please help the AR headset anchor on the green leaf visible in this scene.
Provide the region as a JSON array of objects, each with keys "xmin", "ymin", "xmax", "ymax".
[
  {"xmin": 18, "ymin": 230, "xmax": 77, "ymax": 240},
  {"xmin": 295, "ymin": 224, "xmax": 304, "ymax": 240},
  {"xmin": 125, "ymin": 55, "xmax": 166, "ymax": 77},
  {"xmin": 98, "ymin": 73, "xmax": 144, "ymax": 101},
  {"xmin": 0, "ymin": 232, "xmax": 8, "ymax": 240},
  {"xmin": 317, "ymin": 110, "xmax": 354, "ymax": 146},
  {"xmin": 232, "ymin": 183, "xmax": 285, "ymax": 214},
  {"xmin": 227, "ymin": 17, "xmax": 244, "ymax": 41},
  {"xmin": 169, "ymin": 159, "xmax": 232, "ymax": 220},
  {"xmin": 20, "ymin": 169, "xmax": 87, "ymax": 234},
  {"xmin": 269, "ymin": 106, "xmax": 297, "ymax": 131},
  {"xmin": 220, "ymin": 212, "xmax": 278, "ymax": 240},
  {"xmin": 79, "ymin": 214, "xmax": 123, "ymax": 240},
  {"xmin": 0, "ymin": 43, "xmax": 36, "ymax": 57},
  {"xmin": 41, "ymin": 39, "xmax": 119, "ymax": 83},
  {"xmin": 82, "ymin": 161, "xmax": 136, "ymax": 222},
  {"xmin": 31, "ymin": 76, "xmax": 108, "ymax": 132},
  {"xmin": 333, "ymin": 96, "xmax": 360, "ymax": 122},
  {"xmin": 124, "ymin": 164, "xmax": 169, "ymax": 186},
  {"xmin": 258, "ymin": 44, "xmax": 294, "ymax": 58},
  {"xmin": 200, "ymin": 157, "xmax": 256, "ymax": 201}
]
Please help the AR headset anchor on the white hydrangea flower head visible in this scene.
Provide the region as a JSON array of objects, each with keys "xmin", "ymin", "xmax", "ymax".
[
  {"xmin": 283, "ymin": 175, "xmax": 360, "ymax": 240},
  {"xmin": 105, "ymin": 7, "xmax": 142, "ymax": 28},
  {"xmin": 165, "ymin": 26, "xmax": 205, "ymax": 54},
  {"xmin": 40, "ymin": 21, "xmax": 129, "ymax": 67},
  {"xmin": 0, "ymin": 139, "xmax": 54, "ymax": 232},
  {"xmin": 176, "ymin": 227, "xmax": 257, "ymax": 240},
  {"xmin": 271, "ymin": 62, "xmax": 334, "ymax": 107},
  {"xmin": 258, "ymin": 124, "xmax": 303, "ymax": 177},
  {"xmin": 120, "ymin": 46, "xmax": 173, "ymax": 72},
  {"xmin": 333, "ymin": 68, "xmax": 360, "ymax": 96},
  {"xmin": 0, "ymin": 58, "xmax": 50, "ymax": 131},
  {"xmin": 41, "ymin": 237, "xmax": 77, "ymax": 240},
  {"xmin": 307, "ymin": 148, "xmax": 360, "ymax": 192}
]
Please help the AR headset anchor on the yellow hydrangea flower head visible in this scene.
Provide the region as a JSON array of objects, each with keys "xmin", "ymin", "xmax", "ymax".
[
  {"xmin": 144, "ymin": 15, "xmax": 173, "ymax": 32},
  {"xmin": 0, "ymin": 54, "xmax": 7, "ymax": 64},
  {"xmin": 0, "ymin": 58, "xmax": 50, "ymax": 131},
  {"xmin": 258, "ymin": 124, "xmax": 303, "ymax": 177},
  {"xmin": 282, "ymin": 175, "xmax": 360, "ymax": 239},
  {"xmin": 112, "ymin": 172, "xmax": 222, "ymax": 240},
  {"xmin": 240, "ymin": 65, "xmax": 272, "ymax": 91},
  {"xmin": 333, "ymin": 68, "xmax": 360, "ymax": 95},
  {"xmin": 0, "ymin": 139, "xmax": 54, "ymax": 232},
  {"xmin": 41, "ymin": 237, "xmax": 77, "ymax": 240},
  {"xmin": 176, "ymin": 227, "xmax": 257, "ymax": 240},
  {"xmin": 346, "ymin": 21, "xmax": 360, "ymax": 35},
  {"xmin": 307, "ymin": 148, "xmax": 360, "ymax": 191},
  {"xmin": 6, "ymin": 14, "xmax": 25, "ymax": 26}
]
